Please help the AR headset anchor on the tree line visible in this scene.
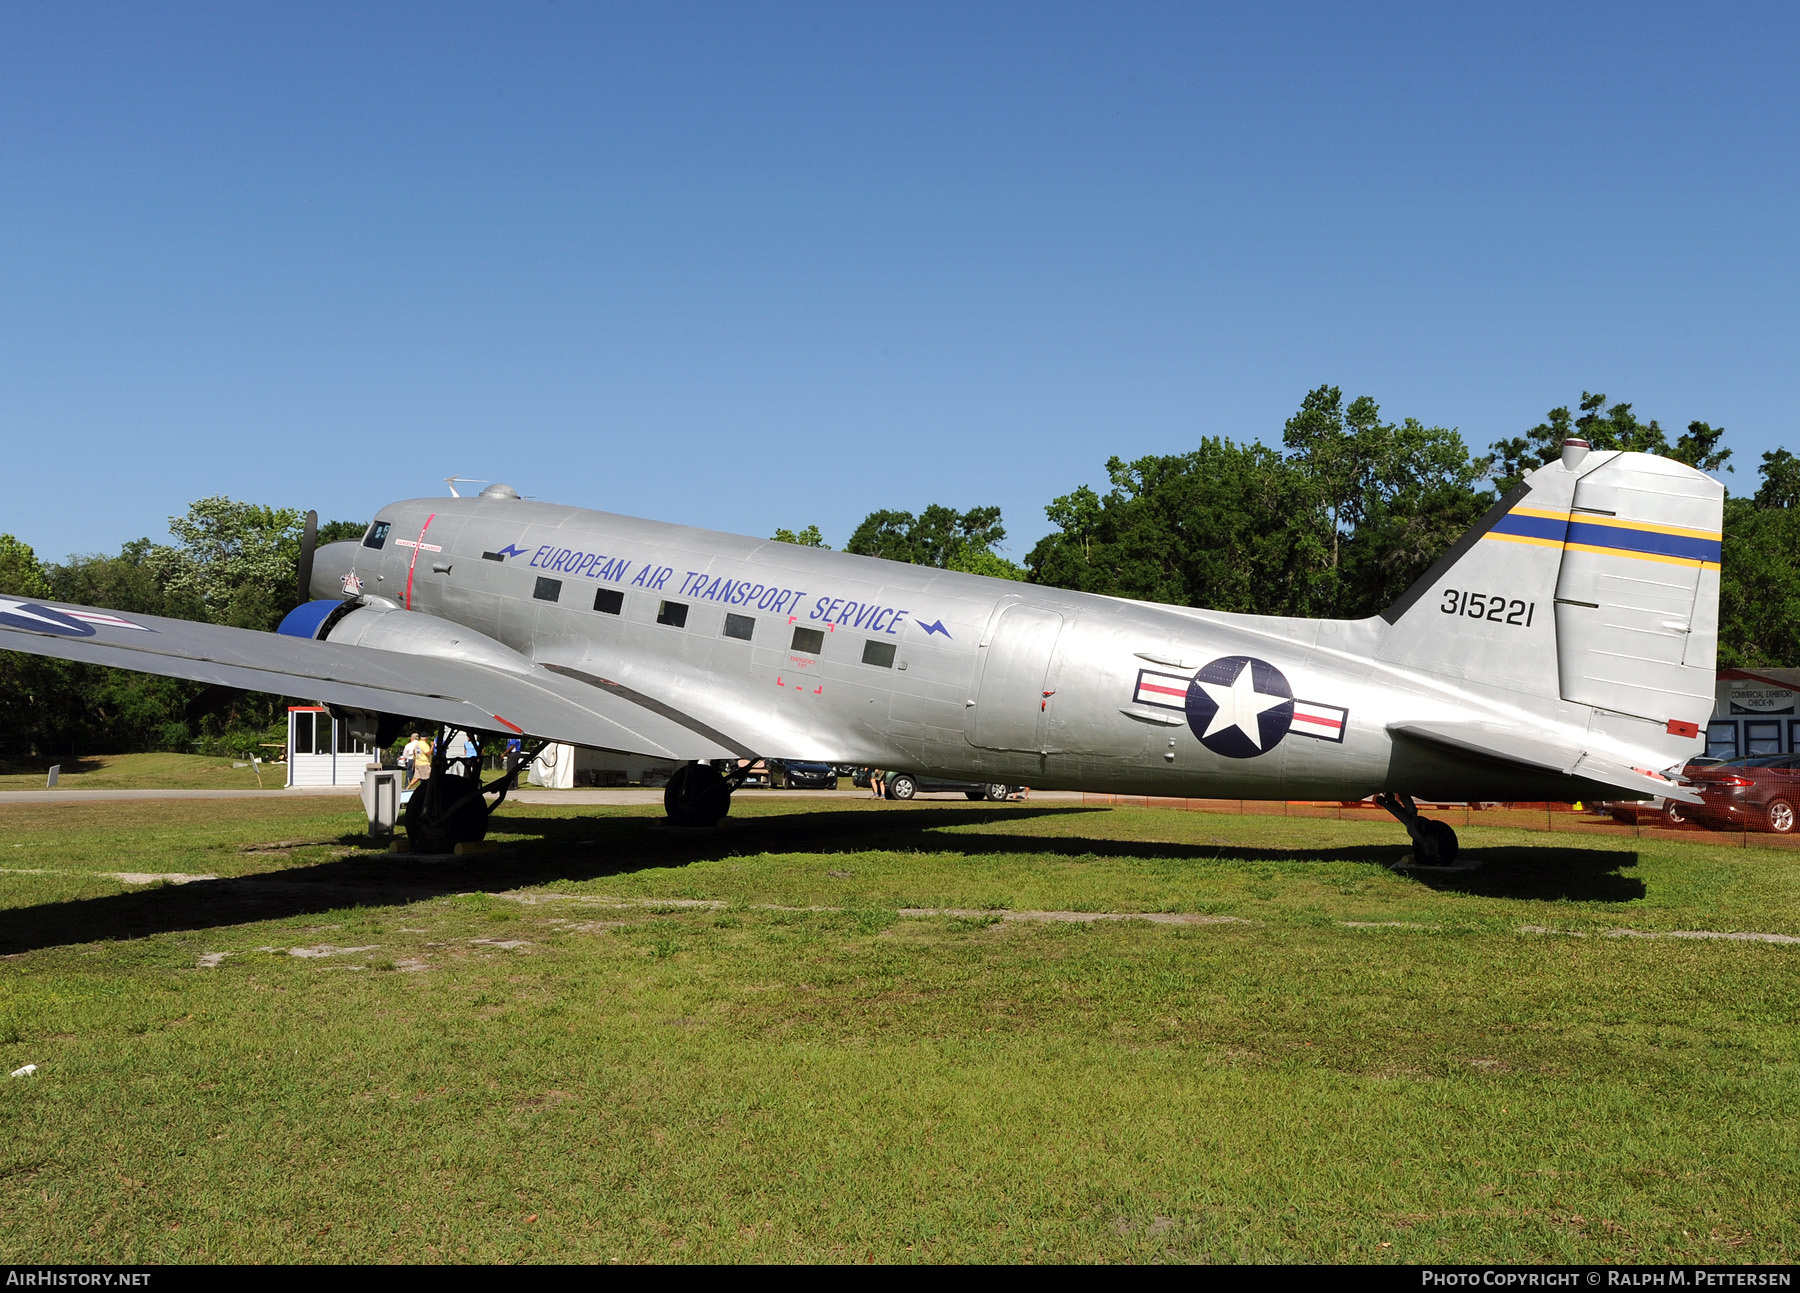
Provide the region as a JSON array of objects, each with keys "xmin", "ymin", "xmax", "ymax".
[
  {"xmin": 797, "ymin": 385, "xmax": 1798, "ymax": 660},
  {"xmin": 0, "ymin": 385, "xmax": 1794, "ymax": 762}
]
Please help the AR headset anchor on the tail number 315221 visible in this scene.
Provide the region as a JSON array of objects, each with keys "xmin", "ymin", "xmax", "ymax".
[{"xmin": 1441, "ymin": 589, "xmax": 1535, "ymax": 626}]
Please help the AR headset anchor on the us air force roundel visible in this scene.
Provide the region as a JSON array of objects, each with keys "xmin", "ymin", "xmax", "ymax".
[
  {"xmin": 1185, "ymin": 656, "xmax": 1294, "ymax": 758},
  {"xmin": 0, "ymin": 601, "xmax": 97, "ymax": 637}
]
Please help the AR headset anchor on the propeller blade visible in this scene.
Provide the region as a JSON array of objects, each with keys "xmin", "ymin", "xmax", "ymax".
[{"xmin": 296, "ymin": 509, "xmax": 318, "ymax": 604}]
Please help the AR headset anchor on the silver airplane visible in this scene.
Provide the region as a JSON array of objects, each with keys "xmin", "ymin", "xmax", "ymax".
[{"xmin": 0, "ymin": 439, "xmax": 1724, "ymax": 862}]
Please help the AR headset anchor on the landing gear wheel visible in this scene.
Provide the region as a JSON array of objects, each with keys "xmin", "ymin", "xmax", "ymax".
[
  {"xmin": 886, "ymin": 774, "xmax": 917, "ymax": 801},
  {"xmin": 1416, "ymin": 819, "xmax": 1459, "ymax": 866},
  {"xmin": 1765, "ymin": 798, "xmax": 1796, "ymax": 835},
  {"xmin": 984, "ymin": 783, "xmax": 1010, "ymax": 802},
  {"xmin": 664, "ymin": 763, "xmax": 732, "ymax": 827},
  {"xmin": 403, "ymin": 771, "xmax": 490, "ymax": 855}
]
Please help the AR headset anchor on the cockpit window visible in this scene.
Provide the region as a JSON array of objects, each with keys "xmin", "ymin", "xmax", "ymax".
[{"xmin": 363, "ymin": 521, "xmax": 391, "ymax": 550}]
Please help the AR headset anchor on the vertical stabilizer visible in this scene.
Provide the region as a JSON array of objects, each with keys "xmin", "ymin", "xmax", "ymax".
[{"xmin": 1377, "ymin": 451, "xmax": 1723, "ymax": 744}]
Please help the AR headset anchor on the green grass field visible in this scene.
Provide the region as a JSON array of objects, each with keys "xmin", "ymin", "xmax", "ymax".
[
  {"xmin": 0, "ymin": 752, "xmax": 279, "ymax": 792},
  {"xmin": 0, "ymin": 796, "xmax": 1795, "ymax": 1263}
]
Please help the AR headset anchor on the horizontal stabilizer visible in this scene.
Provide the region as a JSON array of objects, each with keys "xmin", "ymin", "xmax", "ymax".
[{"xmin": 1389, "ymin": 720, "xmax": 1700, "ymax": 803}]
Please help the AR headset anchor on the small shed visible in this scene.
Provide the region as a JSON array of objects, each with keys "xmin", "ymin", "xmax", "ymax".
[
  {"xmin": 1705, "ymin": 668, "xmax": 1800, "ymax": 761},
  {"xmin": 286, "ymin": 706, "xmax": 376, "ymax": 788}
]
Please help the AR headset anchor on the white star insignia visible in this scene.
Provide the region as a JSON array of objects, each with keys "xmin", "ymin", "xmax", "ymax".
[
  {"xmin": 0, "ymin": 599, "xmax": 73, "ymax": 630},
  {"xmin": 1196, "ymin": 661, "xmax": 1289, "ymax": 749}
]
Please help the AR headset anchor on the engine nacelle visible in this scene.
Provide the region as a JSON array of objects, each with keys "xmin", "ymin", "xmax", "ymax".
[{"xmin": 277, "ymin": 599, "xmax": 533, "ymax": 675}]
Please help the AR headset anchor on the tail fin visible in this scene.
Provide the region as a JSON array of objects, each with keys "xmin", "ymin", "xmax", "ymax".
[{"xmin": 1377, "ymin": 448, "xmax": 1723, "ymax": 742}]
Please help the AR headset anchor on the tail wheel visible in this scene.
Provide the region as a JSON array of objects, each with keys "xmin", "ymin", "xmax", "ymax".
[
  {"xmin": 665, "ymin": 764, "xmax": 732, "ymax": 827},
  {"xmin": 984, "ymin": 783, "xmax": 1010, "ymax": 802},
  {"xmin": 887, "ymin": 774, "xmax": 917, "ymax": 800},
  {"xmin": 403, "ymin": 771, "xmax": 489, "ymax": 854},
  {"xmin": 1415, "ymin": 819, "xmax": 1459, "ymax": 866},
  {"xmin": 1765, "ymin": 798, "xmax": 1796, "ymax": 834}
]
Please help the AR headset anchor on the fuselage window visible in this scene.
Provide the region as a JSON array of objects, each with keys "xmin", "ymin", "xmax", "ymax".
[
  {"xmin": 363, "ymin": 521, "xmax": 391, "ymax": 549},
  {"xmin": 594, "ymin": 588, "xmax": 624, "ymax": 615},
  {"xmin": 723, "ymin": 613, "xmax": 754, "ymax": 641},
  {"xmin": 861, "ymin": 640, "xmax": 897, "ymax": 668},
  {"xmin": 534, "ymin": 577, "xmax": 563, "ymax": 603},
  {"xmin": 791, "ymin": 626, "xmax": 825, "ymax": 654},
  {"xmin": 657, "ymin": 601, "xmax": 689, "ymax": 628}
]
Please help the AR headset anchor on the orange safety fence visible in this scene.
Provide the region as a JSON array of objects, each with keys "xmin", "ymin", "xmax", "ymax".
[{"xmin": 1077, "ymin": 794, "xmax": 1800, "ymax": 851}]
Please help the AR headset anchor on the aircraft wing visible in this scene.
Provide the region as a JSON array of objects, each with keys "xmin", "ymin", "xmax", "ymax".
[
  {"xmin": 1388, "ymin": 720, "xmax": 1702, "ymax": 804},
  {"xmin": 0, "ymin": 598, "xmax": 748, "ymax": 761}
]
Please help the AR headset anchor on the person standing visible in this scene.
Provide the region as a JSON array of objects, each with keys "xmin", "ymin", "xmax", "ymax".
[{"xmin": 402, "ymin": 733, "xmax": 433, "ymax": 788}]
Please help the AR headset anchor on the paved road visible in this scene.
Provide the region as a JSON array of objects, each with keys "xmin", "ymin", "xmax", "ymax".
[{"xmin": 0, "ymin": 786, "xmax": 1080, "ymax": 805}]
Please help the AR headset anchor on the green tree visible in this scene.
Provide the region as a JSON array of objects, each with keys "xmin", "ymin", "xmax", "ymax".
[
  {"xmin": 317, "ymin": 519, "xmax": 367, "ymax": 545},
  {"xmin": 0, "ymin": 534, "xmax": 52, "ymax": 599},
  {"xmin": 845, "ymin": 505, "xmax": 1009, "ymax": 570},
  {"xmin": 1719, "ymin": 450, "xmax": 1800, "ymax": 669},
  {"xmin": 159, "ymin": 496, "xmax": 308, "ymax": 631},
  {"xmin": 771, "ymin": 525, "xmax": 830, "ymax": 548},
  {"xmin": 1028, "ymin": 440, "xmax": 1329, "ymax": 614},
  {"xmin": 1282, "ymin": 386, "xmax": 1490, "ymax": 617}
]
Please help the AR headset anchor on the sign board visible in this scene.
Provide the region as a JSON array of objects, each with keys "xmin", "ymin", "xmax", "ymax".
[{"xmin": 1729, "ymin": 680, "xmax": 1797, "ymax": 715}]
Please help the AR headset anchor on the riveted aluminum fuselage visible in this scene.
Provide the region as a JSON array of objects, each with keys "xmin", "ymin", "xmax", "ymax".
[{"xmin": 313, "ymin": 479, "xmax": 1691, "ymax": 803}]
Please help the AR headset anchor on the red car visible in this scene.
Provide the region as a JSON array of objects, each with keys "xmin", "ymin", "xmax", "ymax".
[{"xmin": 1687, "ymin": 755, "xmax": 1800, "ymax": 834}]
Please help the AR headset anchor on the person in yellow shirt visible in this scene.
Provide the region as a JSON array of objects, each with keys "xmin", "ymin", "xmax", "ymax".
[{"xmin": 402, "ymin": 733, "xmax": 434, "ymax": 788}]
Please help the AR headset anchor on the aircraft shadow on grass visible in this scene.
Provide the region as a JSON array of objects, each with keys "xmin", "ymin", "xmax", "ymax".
[{"xmin": 0, "ymin": 805, "xmax": 1642, "ymax": 955}]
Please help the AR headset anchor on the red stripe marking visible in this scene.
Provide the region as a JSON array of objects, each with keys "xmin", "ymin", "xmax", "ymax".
[
  {"xmin": 404, "ymin": 512, "xmax": 437, "ymax": 610},
  {"xmin": 1139, "ymin": 682, "xmax": 1187, "ymax": 698},
  {"xmin": 1294, "ymin": 713, "xmax": 1343, "ymax": 730},
  {"xmin": 492, "ymin": 713, "xmax": 523, "ymax": 734}
]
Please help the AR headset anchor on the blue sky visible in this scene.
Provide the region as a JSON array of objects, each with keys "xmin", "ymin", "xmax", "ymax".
[{"xmin": 3, "ymin": 2, "xmax": 1795, "ymax": 565}]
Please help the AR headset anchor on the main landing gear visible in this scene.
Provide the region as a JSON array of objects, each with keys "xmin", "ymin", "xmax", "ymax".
[
  {"xmin": 1374, "ymin": 792, "xmax": 1460, "ymax": 866},
  {"xmin": 663, "ymin": 760, "xmax": 766, "ymax": 828},
  {"xmin": 664, "ymin": 762, "xmax": 733, "ymax": 828},
  {"xmin": 403, "ymin": 727, "xmax": 540, "ymax": 855}
]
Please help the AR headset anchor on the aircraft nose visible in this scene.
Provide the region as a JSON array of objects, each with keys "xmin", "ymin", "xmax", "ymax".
[{"xmin": 309, "ymin": 541, "xmax": 363, "ymax": 600}]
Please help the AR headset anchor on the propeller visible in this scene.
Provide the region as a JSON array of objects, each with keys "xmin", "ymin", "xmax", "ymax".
[{"xmin": 296, "ymin": 509, "xmax": 318, "ymax": 604}]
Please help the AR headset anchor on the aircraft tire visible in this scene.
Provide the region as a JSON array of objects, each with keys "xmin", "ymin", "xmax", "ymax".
[
  {"xmin": 983, "ymin": 783, "xmax": 1010, "ymax": 802},
  {"xmin": 665, "ymin": 763, "xmax": 731, "ymax": 827},
  {"xmin": 1416, "ymin": 819, "xmax": 1459, "ymax": 866},
  {"xmin": 403, "ymin": 771, "xmax": 489, "ymax": 855},
  {"xmin": 887, "ymin": 774, "xmax": 917, "ymax": 801}
]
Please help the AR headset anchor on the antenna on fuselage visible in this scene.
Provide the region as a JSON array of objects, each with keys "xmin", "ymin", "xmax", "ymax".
[{"xmin": 444, "ymin": 476, "xmax": 490, "ymax": 498}]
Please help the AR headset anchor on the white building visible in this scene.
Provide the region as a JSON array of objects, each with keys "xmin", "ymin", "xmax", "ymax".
[
  {"xmin": 285, "ymin": 706, "xmax": 377, "ymax": 788},
  {"xmin": 1706, "ymin": 668, "xmax": 1800, "ymax": 760}
]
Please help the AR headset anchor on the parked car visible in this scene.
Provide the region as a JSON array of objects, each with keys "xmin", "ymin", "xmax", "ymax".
[
  {"xmin": 771, "ymin": 760, "xmax": 839, "ymax": 789},
  {"xmin": 852, "ymin": 769, "xmax": 1019, "ymax": 801},
  {"xmin": 1685, "ymin": 754, "xmax": 1800, "ymax": 834}
]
